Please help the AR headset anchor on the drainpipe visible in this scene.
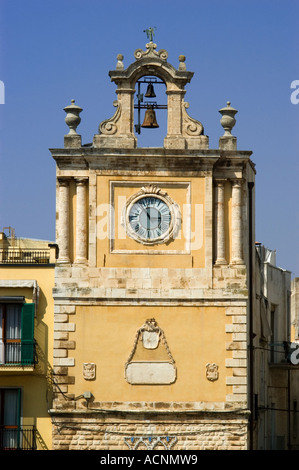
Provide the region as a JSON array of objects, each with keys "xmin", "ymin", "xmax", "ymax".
[{"xmin": 248, "ymin": 182, "xmax": 254, "ymax": 450}]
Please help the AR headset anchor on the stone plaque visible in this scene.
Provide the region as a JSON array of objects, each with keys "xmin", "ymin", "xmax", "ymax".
[
  {"xmin": 142, "ymin": 330, "xmax": 160, "ymax": 349},
  {"xmin": 125, "ymin": 362, "xmax": 176, "ymax": 385},
  {"xmin": 83, "ymin": 362, "xmax": 96, "ymax": 380}
]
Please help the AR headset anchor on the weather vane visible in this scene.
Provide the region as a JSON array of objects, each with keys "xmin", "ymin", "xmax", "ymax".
[{"xmin": 144, "ymin": 27, "xmax": 156, "ymax": 42}]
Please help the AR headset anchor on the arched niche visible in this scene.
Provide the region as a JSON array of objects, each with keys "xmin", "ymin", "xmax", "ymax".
[{"xmin": 93, "ymin": 42, "xmax": 209, "ymax": 150}]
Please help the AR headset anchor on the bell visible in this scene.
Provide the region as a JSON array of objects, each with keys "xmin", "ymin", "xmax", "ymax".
[
  {"xmin": 141, "ymin": 107, "xmax": 159, "ymax": 128},
  {"xmin": 144, "ymin": 83, "xmax": 156, "ymax": 98}
]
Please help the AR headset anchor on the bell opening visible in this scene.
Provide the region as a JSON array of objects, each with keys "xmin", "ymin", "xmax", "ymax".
[{"xmin": 134, "ymin": 76, "xmax": 167, "ymax": 147}]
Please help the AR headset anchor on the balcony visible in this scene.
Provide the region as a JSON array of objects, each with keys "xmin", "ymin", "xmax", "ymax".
[
  {"xmin": 0, "ymin": 248, "xmax": 51, "ymax": 264},
  {"xmin": 0, "ymin": 425, "xmax": 37, "ymax": 450},
  {"xmin": 0, "ymin": 340, "xmax": 37, "ymax": 367}
]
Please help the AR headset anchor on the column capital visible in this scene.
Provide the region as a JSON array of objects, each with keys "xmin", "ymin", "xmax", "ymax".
[
  {"xmin": 214, "ymin": 178, "xmax": 227, "ymax": 187},
  {"xmin": 230, "ymin": 178, "xmax": 244, "ymax": 187},
  {"xmin": 74, "ymin": 177, "xmax": 88, "ymax": 185},
  {"xmin": 57, "ymin": 176, "xmax": 72, "ymax": 186},
  {"xmin": 165, "ymin": 89, "xmax": 187, "ymax": 96}
]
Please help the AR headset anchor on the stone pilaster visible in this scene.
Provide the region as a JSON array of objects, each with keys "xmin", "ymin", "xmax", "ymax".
[
  {"xmin": 231, "ymin": 179, "xmax": 244, "ymax": 265},
  {"xmin": 164, "ymin": 90, "xmax": 186, "ymax": 149},
  {"xmin": 214, "ymin": 180, "xmax": 227, "ymax": 265},
  {"xmin": 74, "ymin": 177, "xmax": 88, "ymax": 265},
  {"xmin": 57, "ymin": 177, "xmax": 71, "ymax": 264}
]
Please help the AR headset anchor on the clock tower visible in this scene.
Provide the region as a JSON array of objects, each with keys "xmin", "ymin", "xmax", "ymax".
[{"xmin": 50, "ymin": 38, "xmax": 255, "ymax": 450}]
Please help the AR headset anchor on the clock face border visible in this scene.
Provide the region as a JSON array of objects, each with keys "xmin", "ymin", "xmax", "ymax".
[{"xmin": 124, "ymin": 186, "xmax": 181, "ymax": 246}]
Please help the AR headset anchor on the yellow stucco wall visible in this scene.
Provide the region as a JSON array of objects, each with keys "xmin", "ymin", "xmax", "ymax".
[
  {"xmin": 0, "ymin": 266, "xmax": 55, "ymax": 450},
  {"xmin": 71, "ymin": 305, "xmax": 232, "ymax": 403}
]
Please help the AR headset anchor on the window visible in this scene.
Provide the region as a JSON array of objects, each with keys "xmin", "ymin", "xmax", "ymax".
[
  {"xmin": 0, "ymin": 388, "xmax": 21, "ymax": 449},
  {"xmin": 0, "ymin": 388, "xmax": 36, "ymax": 450},
  {"xmin": 0, "ymin": 303, "xmax": 35, "ymax": 365}
]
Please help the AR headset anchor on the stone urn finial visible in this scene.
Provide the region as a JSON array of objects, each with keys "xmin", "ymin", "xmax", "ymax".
[
  {"xmin": 64, "ymin": 99, "xmax": 83, "ymax": 135},
  {"xmin": 178, "ymin": 55, "xmax": 186, "ymax": 71},
  {"xmin": 116, "ymin": 54, "xmax": 124, "ymax": 70},
  {"xmin": 219, "ymin": 101, "xmax": 238, "ymax": 136}
]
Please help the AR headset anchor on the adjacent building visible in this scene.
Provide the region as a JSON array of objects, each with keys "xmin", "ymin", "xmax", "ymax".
[
  {"xmin": 0, "ymin": 229, "xmax": 55, "ymax": 450},
  {"xmin": 253, "ymin": 244, "xmax": 296, "ymax": 449}
]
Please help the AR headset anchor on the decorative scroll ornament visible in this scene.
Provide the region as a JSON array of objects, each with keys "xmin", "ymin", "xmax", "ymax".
[
  {"xmin": 125, "ymin": 318, "xmax": 176, "ymax": 385},
  {"xmin": 182, "ymin": 101, "xmax": 204, "ymax": 136},
  {"xmin": 206, "ymin": 363, "xmax": 219, "ymax": 382},
  {"xmin": 99, "ymin": 100, "xmax": 121, "ymax": 135},
  {"xmin": 134, "ymin": 42, "xmax": 168, "ymax": 61},
  {"xmin": 140, "ymin": 184, "xmax": 166, "ymax": 195}
]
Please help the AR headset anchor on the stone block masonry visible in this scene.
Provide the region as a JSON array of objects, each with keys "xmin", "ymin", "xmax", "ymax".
[{"xmin": 51, "ymin": 410, "xmax": 249, "ymax": 450}]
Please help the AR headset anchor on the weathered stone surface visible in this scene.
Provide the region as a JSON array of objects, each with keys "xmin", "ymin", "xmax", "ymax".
[{"xmin": 51, "ymin": 411, "xmax": 248, "ymax": 450}]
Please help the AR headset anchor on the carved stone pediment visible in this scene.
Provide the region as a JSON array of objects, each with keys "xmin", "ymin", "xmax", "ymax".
[{"xmin": 134, "ymin": 42, "xmax": 168, "ymax": 61}]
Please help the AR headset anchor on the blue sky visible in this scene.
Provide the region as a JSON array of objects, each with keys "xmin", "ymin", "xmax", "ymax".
[{"xmin": 0, "ymin": 0, "xmax": 298, "ymax": 276}]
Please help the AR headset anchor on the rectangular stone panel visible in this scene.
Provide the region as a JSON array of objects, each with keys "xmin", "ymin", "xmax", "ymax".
[{"xmin": 125, "ymin": 361, "xmax": 176, "ymax": 385}]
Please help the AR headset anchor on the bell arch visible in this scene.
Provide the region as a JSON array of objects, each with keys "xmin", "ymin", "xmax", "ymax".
[{"xmin": 93, "ymin": 41, "xmax": 209, "ymax": 150}]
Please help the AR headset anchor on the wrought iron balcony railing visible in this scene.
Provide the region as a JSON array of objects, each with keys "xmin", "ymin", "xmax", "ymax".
[
  {"xmin": 0, "ymin": 340, "xmax": 37, "ymax": 366},
  {"xmin": 0, "ymin": 248, "xmax": 50, "ymax": 264},
  {"xmin": 0, "ymin": 425, "xmax": 37, "ymax": 450}
]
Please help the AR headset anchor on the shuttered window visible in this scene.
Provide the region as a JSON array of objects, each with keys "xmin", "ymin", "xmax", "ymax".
[
  {"xmin": 0, "ymin": 388, "xmax": 21, "ymax": 449},
  {"xmin": 0, "ymin": 303, "xmax": 35, "ymax": 365},
  {"xmin": 21, "ymin": 303, "xmax": 35, "ymax": 365}
]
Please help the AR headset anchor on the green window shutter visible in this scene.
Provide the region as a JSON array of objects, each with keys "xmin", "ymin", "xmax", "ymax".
[{"xmin": 21, "ymin": 303, "xmax": 35, "ymax": 365}]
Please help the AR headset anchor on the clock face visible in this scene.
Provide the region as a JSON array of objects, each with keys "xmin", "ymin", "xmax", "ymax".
[{"xmin": 128, "ymin": 196, "xmax": 172, "ymax": 242}]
